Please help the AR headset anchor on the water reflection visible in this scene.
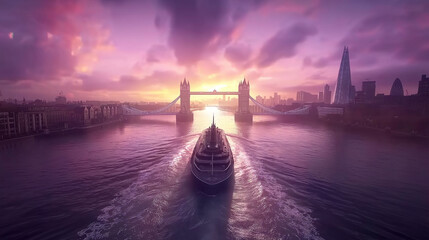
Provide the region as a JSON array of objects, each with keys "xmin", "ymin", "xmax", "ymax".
[
  {"xmin": 175, "ymin": 122, "xmax": 193, "ymax": 136},
  {"xmin": 1, "ymin": 109, "xmax": 428, "ymax": 239}
]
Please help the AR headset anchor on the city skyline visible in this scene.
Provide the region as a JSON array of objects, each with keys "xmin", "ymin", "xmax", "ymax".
[
  {"xmin": 2, "ymin": 2, "xmax": 429, "ymax": 239},
  {"xmin": 1, "ymin": 0, "xmax": 429, "ymax": 102}
]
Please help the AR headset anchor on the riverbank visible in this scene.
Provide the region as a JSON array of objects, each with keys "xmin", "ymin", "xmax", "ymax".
[
  {"xmin": 0, "ymin": 119, "xmax": 124, "ymax": 150},
  {"xmin": 320, "ymin": 118, "xmax": 429, "ymax": 140},
  {"xmin": 39, "ymin": 119, "xmax": 125, "ymax": 137}
]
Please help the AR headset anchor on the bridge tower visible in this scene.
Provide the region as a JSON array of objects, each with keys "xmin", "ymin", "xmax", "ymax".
[
  {"xmin": 176, "ymin": 78, "xmax": 194, "ymax": 121},
  {"xmin": 235, "ymin": 78, "xmax": 253, "ymax": 122}
]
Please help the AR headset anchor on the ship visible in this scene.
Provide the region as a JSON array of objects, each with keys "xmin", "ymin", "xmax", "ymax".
[{"xmin": 190, "ymin": 116, "xmax": 234, "ymax": 190}]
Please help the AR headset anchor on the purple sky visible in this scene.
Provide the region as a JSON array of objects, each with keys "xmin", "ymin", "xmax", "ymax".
[{"xmin": 0, "ymin": 0, "xmax": 428, "ymax": 101}]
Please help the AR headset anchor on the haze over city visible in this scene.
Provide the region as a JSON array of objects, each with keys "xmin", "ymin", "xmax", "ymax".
[{"xmin": 1, "ymin": 0, "xmax": 428, "ymax": 101}]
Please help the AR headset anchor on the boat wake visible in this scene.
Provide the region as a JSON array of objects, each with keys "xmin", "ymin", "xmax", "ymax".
[
  {"xmin": 77, "ymin": 138, "xmax": 197, "ymax": 239},
  {"xmin": 78, "ymin": 135, "xmax": 322, "ymax": 240},
  {"xmin": 227, "ymin": 140, "xmax": 323, "ymax": 240}
]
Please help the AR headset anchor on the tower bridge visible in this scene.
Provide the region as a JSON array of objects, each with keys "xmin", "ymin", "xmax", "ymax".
[
  {"xmin": 121, "ymin": 78, "xmax": 312, "ymax": 122},
  {"xmin": 190, "ymin": 91, "xmax": 238, "ymax": 95}
]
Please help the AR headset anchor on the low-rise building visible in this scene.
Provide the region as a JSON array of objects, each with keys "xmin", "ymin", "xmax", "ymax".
[
  {"xmin": 0, "ymin": 107, "xmax": 47, "ymax": 139},
  {"xmin": 0, "ymin": 112, "xmax": 17, "ymax": 139}
]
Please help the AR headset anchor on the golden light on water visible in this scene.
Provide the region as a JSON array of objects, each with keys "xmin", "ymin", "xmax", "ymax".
[{"xmin": 204, "ymin": 106, "xmax": 219, "ymax": 114}]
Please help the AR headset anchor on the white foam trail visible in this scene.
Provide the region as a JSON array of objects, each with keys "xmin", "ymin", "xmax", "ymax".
[
  {"xmin": 228, "ymin": 140, "xmax": 323, "ymax": 240},
  {"xmin": 226, "ymin": 133, "xmax": 255, "ymax": 143},
  {"xmin": 78, "ymin": 134, "xmax": 322, "ymax": 240},
  {"xmin": 77, "ymin": 138, "xmax": 197, "ymax": 239}
]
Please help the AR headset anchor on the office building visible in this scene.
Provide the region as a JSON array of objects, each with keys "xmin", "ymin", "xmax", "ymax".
[
  {"xmin": 417, "ymin": 74, "xmax": 429, "ymax": 96},
  {"xmin": 362, "ymin": 81, "xmax": 376, "ymax": 103},
  {"xmin": 390, "ymin": 78, "xmax": 404, "ymax": 96},
  {"xmin": 323, "ymin": 84, "xmax": 332, "ymax": 104},
  {"xmin": 333, "ymin": 47, "xmax": 352, "ymax": 104}
]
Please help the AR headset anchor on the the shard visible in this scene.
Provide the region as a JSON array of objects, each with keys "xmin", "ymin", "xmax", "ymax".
[{"xmin": 333, "ymin": 47, "xmax": 352, "ymax": 104}]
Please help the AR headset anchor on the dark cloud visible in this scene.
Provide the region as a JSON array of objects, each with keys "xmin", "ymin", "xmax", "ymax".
[
  {"xmin": 255, "ymin": 22, "xmax": 317, "ymax": 68},
  {"xmin": 259, "ymin": 0, "xmax": 321, "ymax": 16},
  {"xmin": 224, "ymin": 43, "xmax": 252, "ymax": 69},
  {"xmin": 101, "ymin": 0, "xmax": 137, "ymax": 4},
  {"xmin": 0, "ymin": 0, "xmax": 108, "ymax": 82},
  {"xmin": 80, "ymin": 70, "xmax": 181, "ymax": 91},
  {"xmin": 303, "ymin": 49, "xmax": 380, "ymax": 70},
  {"xmin": 0, "ymin": 37, "xmax": 77, "ymax": 81},
  {"xmin": 341, "ymin": 3, "xmax": 429, "ymax": 64},
  {"xmin": 0, "ymin": 0, "xmax": 77, "ymax": 81},
  {"xmin": 154, "ymin": 14, "xmax": 167, "ymax": 30},
  {"xmin": 158, "ymin": 0, "xmax": 264, "ymax": 65}
]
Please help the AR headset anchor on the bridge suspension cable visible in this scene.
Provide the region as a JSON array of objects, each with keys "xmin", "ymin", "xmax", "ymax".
[
  {"xmin": 122, "ymin": 95, "xmax": 310, "ymax": 116},
  {"xmin": 249, "ymin": 96, "xmax": 311, "ymax": 115},
  {"xmin": 122, "ymin": 96, "xmax": 180, "ymax": 116}
]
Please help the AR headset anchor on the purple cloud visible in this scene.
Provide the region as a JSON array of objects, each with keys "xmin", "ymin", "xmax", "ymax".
[
  {"xmin": 146, "ymin": 45, "xmax": 173, "ymax": 63},
  {"xmin": 0, "ymin": 0, "xmax": 108, "ymax": 82},
  {"xmin": 0, "ymin": 0, "xmax": 79, "ymax": 81},
  {"xmin": 341, "ymin": 3, "xmax": 429, "ymax": 64},
  {"xmin": 80, "ymin": 70, "xmax": 181, "ymax": 91},
  {"xmin": 224, "ymin": 43, "xmax": 252, "ymax": 69},
  {"xmin": 255, "ymin": 22, "xmax": 317, "ymax": 68},
  {"xmin": 0, "ymin": 37, "xmax": 77, "ymax": 81},
  {"xmin": 158, "ymin": 0, "xmax": 264, "ymax": 65},
  {"xmin": 302, "ymin": 56, "xmax": 333, "ymax": 68}
]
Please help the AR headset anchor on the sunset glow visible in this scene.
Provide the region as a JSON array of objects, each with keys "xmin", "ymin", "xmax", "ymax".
[
  {"xmin": 2, "ymin": 2, "xmax": 429, "ymax": 240},
  {"xmin": 1, "ymin": 0, "xmax": 428, "ymax": 102}
]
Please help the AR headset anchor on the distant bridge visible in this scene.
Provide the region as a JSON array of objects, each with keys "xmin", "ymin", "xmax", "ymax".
[
  {"xmin": 190, "ymin": 91, "xmax": 238, "ymax": 95},
  {"xmin": 122, "ymin": 79, "xmax": 313, "ymax": 122}
]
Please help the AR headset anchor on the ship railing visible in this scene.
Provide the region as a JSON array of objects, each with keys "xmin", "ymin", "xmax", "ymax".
[
  {"xmin": 195, "ymin": 158, "xmax": 230, "ymax": 164},
  {"xmin": 193, "ymin": 158, "xmax": 232, "ymax": 173}
]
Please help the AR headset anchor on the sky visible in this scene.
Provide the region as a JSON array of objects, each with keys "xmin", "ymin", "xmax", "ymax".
[{"xmin": 0, "ymin": 0, "xmax": 428, "ymax": 102}]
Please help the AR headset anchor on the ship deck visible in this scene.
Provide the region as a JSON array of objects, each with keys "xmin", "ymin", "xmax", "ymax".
[{"xmin": 191, "ymin": 124, "xmax": 234, "ymax": 186}]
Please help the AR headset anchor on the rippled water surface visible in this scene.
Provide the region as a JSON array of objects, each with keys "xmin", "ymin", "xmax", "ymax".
[{"xmin": 1, "ymin": 108, "xmax": 429, "ymax": 239}]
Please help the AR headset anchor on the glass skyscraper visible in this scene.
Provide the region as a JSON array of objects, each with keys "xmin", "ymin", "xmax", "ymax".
[
  {"xmin": 333, "ymin": 47, "xmax": 352, "ymax": 104},
  {"xmin": 390, "ymin": 78, "xmax": 404, "ymax": 96}
]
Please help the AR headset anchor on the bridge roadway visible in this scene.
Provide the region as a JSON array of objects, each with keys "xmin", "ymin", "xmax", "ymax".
[{"xmin": 190, "ymin": 91, "xmax": 238, "ymax": 95}]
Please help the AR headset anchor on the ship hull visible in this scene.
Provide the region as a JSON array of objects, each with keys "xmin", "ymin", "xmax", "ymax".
[
  {"xmin": 190, "ymin": 128, "xmax": 234, "ymax": 193},
  {"xmin": 191, "ymin": 170, "xmax": 235, "ymax": 194}
]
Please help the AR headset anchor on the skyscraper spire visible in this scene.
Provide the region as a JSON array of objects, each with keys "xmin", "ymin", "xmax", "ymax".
[{"xmin": 333, "ymin": 46, "xmax": 352, "ymax": 104}]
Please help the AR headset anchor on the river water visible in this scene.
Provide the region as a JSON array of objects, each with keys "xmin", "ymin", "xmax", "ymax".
[{"xmin": 1, "ymin": 108, "xmax": 428, "ymax": 240}]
